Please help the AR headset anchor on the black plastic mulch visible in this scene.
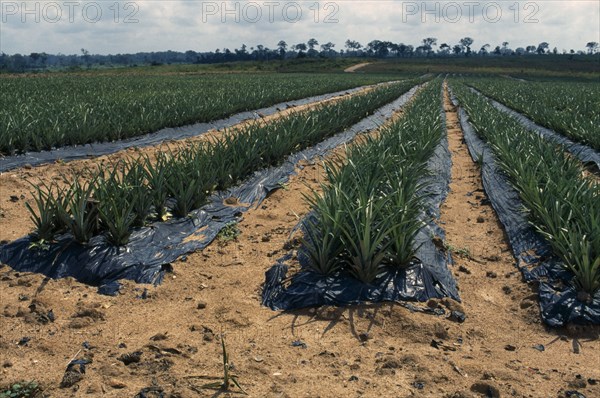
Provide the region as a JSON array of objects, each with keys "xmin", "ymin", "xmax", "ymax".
[{"xmin": 0, "ymin": 85, "xmax": 420, "ymax": 296}]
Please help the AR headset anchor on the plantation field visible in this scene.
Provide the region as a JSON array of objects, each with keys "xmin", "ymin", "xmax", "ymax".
[
  {"xmin": 361, "ymin": 54, "xmax": 600, "ymax": 79},
  {"xmin": 0, "ymin": 65, "xmax": 599, "ymax": 398},
  {"xmin": 466, "ymin": 78, "xmax": 600, "ymax": 150},
  {"xmin": 0, "ymin": 72, "xmax": 398, "ymax": 154},
  {"xmin": 23, "ymin": 80, "xmax": 417, "ymax": 246},
  {"xmin": 450, "ymin": 80, "xmax": 599, "ymax": 295}
]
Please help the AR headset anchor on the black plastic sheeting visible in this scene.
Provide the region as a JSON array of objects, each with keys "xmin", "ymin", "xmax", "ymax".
[
  {"xmin": 450, "ymin": 90, "xmax": 600, "ymax": 326},
  {"xmin": 469, "ymin": 87, "xmax": 600, "ymax": 171},
  {"xmin": 0, "ymin": 81, "xmax": 400, "ymax": 172},
  {"xmin": 0, "ymin": 84, "xmax": 421, "ymax": 296},
  {"xmin": 262, "ymin": 84, "xmax": 460, "ymax": 311}
]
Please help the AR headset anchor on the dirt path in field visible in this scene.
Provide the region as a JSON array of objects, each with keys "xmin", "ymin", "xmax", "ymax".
[
  {"xmin": 0, "ymin": 82, "xmax": 388, "ymax": 243},
  {"xmin": 0, "ymin": 84, "xmax": 599, "ymax": 398},
  {"xmin": 344, "ymin": 63, "xmax": 371, "ymax": 73},
  {"xmin": 434, "ymin": 81, "xmax": 600, "ymax": 397}
]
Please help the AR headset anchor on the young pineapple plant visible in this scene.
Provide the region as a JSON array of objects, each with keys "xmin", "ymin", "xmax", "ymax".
[
  {"xmin": 142, "ymin": 152, "xmax": 170, "ymax": 221},
  {"xmin": 25, "ymin": 182, "xmax": 63, "ymax": 242},
  {"xmin": 54, "ymin": 176, "xmax": 100, "ymax": 244},
  {"xmin": 94, "ymin": 163, "xmax": 138, "ymax": 246}
]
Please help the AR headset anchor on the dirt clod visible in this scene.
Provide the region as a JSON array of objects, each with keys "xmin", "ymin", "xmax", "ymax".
[
  {"xmin": 470, "ymin": 381, "xmax": 501, "ymax": 397},
  {"xmin": 118, "ymin": 351, "xmax": 142, "ymax": 366},
  {"xmin": 60, "ymin": 370, "xmax": 83, "ymax": 388},
  {"xmin": 150, "ymin": 333, "xmax": 168, "ymax": 341},
  {"xmin": 458, "ymin": 265, "xmax": 471, "ymax": 274},
  {"xmin": 108, "ymin": 378, "xmax": 127, "ymax": 389}
]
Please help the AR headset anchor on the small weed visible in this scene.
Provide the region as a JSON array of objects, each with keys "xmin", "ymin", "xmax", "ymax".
[
  {"xmin": 28, "ymin": 239, "xmax": 50, "ymax": 251},
  {"xmin": 217, "ymin": 222, "xmax": 240, "ymax": 243},
  {"xmin": 0, "ymin": 381, "xmax": 43, "ymax": 398},
  {"xmin": 201, "ymin": 334, "xmax": 246, "ymax": 394},
  {"xmin": 445, "ymin": 243, "xmax": 472, "ymax": 258},
  {"xmin": 475, "ymin": 151, "xmax": 484, "ymax": 167}
]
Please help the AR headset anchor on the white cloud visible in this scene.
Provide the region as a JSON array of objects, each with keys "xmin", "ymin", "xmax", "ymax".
[{"xmin": 0, "ymin": 0, "xmax": 598, "ymax": 54}]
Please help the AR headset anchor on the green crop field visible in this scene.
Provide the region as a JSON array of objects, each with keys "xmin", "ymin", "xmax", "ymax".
[
  {"xmin": 9, "ymin": 64, "xmax": 600, "ymax": 299},
  {"xmin": 466, "ymin": 77, "xmax": 600, "ymax": 150},
  {"xmin": 1, "ymin": 57, "xmax": 599, "ymax": 341},
  {"xmin": 0, "ymin": 72, "xmax": 398, "ymax": 155}
]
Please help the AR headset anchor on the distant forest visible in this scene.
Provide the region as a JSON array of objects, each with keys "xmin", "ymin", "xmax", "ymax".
[{"xmin": 2, "ymin": 38, "xmax": 599, "ymax": 72}]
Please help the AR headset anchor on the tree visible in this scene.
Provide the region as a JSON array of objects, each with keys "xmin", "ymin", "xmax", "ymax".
[
  {"xmin": 500, "ymin": 42, "xmax": 512, "ymax": 55},
  {"xmin": 415, "ymin": 46, "xmax": 428, "ymax": 56},
  {"xmin": 234, "ymin": 45, "xmax": 248, "ymax": 61},
  {"xmin": 344, "ymin": 40, "xmax": 362, "ymax": 56},
  {"xmin": 294, "ymin": 43, "xmax": 307, "ymax": 57},
  {"xmin": 422, "ymin": 37, "xmax": 437, "ymax": 47},
  {"xmin": 307, "ymin": 38, "xmax": 319, "ymax": 57},
  {"xmin": 295, "ymin": 43, "xmax": 307, "ymax": 51},
  {"xmin": 479, "ymin": 44, "xmax": 490, "ymax": 56},
  {"xmin": 396, "ymin": 43, "xmax": 409, "ymax": 57},
  {"xmin": 251, "ymin": 44, "xmax": 269, "ymax": 60},
  {"xmin": 438, "ymin": 43, "xmax": 450, "ymax": 55},
  {"xmin": 348, "ymin": 40, "xmax": 361, "ymax": 49},
  {"xmin": 452, "ymin": 45, "xmax": 463, "ymax": 55},
  {"xmin": 80, "ymin": 48, "xmax": 91, "ymax": 68},
  {"xmin": 459, "ymin": 37, "xmax": 474, "ymax": 56},
  {"xmin": 320, "ymin": 42, "xmax": 335, "ymax": 55},
  {"xmin": 586, "ymin": 41, "xmax": 599, "ymax": 54},
  {"xmin": 366, "ymin": 40, "xmax": 389, "ymax": 57},
  {"xmin": 526, "ymin": 45, "xmax": 536, "ymax": 54},
  {"xmin": 536, "ymin": 42, "xmax": 549, "ymax": 54},
  {"xmin": 10, "ymin": 53, "xmax": 27, "ymax": 72},
  {"xmin": 185, "ymin": 50, "xmax": 198, "ymax": 63},
  {"xmin": 421, "ymin": 37, "xmax": 437, "ymax": 56},
  {"xmin": 277, "ymin": 40, "xmax": 287, "ymax": 58}
]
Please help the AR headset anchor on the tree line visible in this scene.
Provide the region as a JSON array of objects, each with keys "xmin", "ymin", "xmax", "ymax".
[{"xmin": 1, "ymin": 38, "xmax": 598, "ymax": 72}]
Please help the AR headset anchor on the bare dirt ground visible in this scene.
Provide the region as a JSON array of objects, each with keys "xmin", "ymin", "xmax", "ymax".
[
  {"xmin": 344, "ymin": 63, "xmax": 372, "ymax": 73},
  {"xmin": 0, "ymin": 84, "xmax": 598, "ymax": 398}
]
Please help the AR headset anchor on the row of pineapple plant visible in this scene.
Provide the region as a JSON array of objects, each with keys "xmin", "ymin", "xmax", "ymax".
[
  {"xmin": 25, "ymin": 80, "xmax": 421, "ymax": 247},
  {"xmin": 450, "ymin": 81, "xmax": 599, "ymax": 296},
  {"xmin": 0, "ymin": 73, "xmax": 402, "ymax": 155},
  {"xmin": 466, "ymin": 77, "xmax": 600, "ymax": 151},
  {"xmin": 301, "ymin": 79, "xmax": 445, "ymax": 283}
]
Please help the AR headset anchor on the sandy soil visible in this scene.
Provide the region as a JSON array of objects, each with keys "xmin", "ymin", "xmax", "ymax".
[{"xmin": 0, "ymin": 83, "xmax": 598, "ymax": 398}]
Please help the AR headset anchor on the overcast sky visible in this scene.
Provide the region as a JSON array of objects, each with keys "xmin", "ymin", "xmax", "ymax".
[{"xmin": 1, "ymin": 1, "xmax": 598, "ymax": 55}]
